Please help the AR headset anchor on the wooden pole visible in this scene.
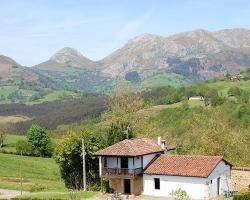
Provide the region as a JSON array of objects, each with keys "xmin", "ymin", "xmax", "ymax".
[{"xmin": 82, "ymin": 139, "xmax": 86, "ymax": 191}]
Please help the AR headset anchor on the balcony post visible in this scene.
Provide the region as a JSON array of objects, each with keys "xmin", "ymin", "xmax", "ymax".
[{"xmin": 99, "ymin": 156, "xmax": 102, "ymax": 177}]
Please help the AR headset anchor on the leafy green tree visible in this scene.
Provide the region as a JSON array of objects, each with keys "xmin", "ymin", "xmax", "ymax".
[
  {"xmin": 54, "ymin": 128, "xmax": 105, "ymax": 190},
  {"xmin": 26, "ymin": 124, "xmax": 52, "ymax": 157},
  {"xmin": 107, "ymin": 121, "xmax": 134, "ymax": 146}
]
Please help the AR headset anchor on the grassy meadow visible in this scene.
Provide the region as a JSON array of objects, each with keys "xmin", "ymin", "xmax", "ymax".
[
  {"xmin": 0, "ymin": 153, "xmax": 65, "ymax": 192},
  {"xmin": 0, "ymin": 135, "xmax": 98, "ymax": 199},
  {"xmin": 206, "ymin": 79, "xmax": 250, "ymax": 95}
]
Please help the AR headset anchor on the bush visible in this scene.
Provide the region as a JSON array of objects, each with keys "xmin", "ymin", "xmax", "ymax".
[
  {"xmin": 103, "ymin": 179, "xmax": 109, "ymax": 193},
  {"xmin": 171, "ymin": 188, "xmax": 190, "ymax": 200},
  {"xmin": 16, "ymin": 139, "xmax": 34, "ymax": 156},
  {"xmin": 26, "ymin": 124, "xmax": 52, "ymax": 157},
  {"xmin": 233, "ymin": 192, "xmax": 250, "ymax": 200}
]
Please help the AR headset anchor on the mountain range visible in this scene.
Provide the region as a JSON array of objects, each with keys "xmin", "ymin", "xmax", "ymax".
[{"xmin": 1, "ymin": 28, "xmax": 250, "ymax": 93}]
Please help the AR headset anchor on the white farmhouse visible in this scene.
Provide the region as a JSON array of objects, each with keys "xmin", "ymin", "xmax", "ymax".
[
  {"xmin": 189, "ymin": 96, "xmax": 204, "ymax": 101},
  {"xmin": 95, "ymin": 137, "xmax": 232, "ymax": 200}
]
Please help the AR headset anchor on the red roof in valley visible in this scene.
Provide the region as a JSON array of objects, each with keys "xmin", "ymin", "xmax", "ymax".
[
  {"xmin": 95, "ymin": 138, "xmax": 164, "ymax": 156},
  {"xmin": 144, "ymin": 154, "xmax": 229, "ymax": 177}
]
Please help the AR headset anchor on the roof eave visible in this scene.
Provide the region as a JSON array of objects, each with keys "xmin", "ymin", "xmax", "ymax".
[{"xmin": 95, "ymin": 150, "xmax": 164, "ymax": 157}]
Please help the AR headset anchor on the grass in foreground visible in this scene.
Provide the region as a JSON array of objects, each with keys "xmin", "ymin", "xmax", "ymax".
[
  {"xmin": 13, "ymin": 191, "xmax": 97, "ymax": 200},
  {"xmin": 0, "ymin": 153, "xmax": 65, "ymax": 192}
]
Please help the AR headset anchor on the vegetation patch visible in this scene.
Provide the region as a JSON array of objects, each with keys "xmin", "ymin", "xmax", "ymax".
[{"xmin": 13, "ymin": 191, "xmax": 97, "ymax": 200}]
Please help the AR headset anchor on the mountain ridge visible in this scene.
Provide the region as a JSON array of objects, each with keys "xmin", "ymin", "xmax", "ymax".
[{"xmin": 1, "ymin": 28, "xmax": 250, "ymax": 92}]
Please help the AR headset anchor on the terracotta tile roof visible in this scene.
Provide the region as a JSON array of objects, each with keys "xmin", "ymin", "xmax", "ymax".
[
  {"xmin": 144, "ymin": 154, "xmax": 230, "ymax": 177},
  {"xmin": 95, "ymin": 138, "xmax": 164, "ymax": 156}
]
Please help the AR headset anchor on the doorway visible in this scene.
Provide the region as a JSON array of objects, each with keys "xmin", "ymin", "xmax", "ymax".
[
  {"xmin": 124, "ymin": 179, "xmax": 131, "ymax": 194},
  {"xmin": 121, "ymin": 157, "xmax": 128, "ymax": 168}
]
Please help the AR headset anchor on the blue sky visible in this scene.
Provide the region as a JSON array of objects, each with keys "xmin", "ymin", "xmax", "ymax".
[{"xmin": 1, "ymin": 0, "xmax": 250, "ymax": 66}]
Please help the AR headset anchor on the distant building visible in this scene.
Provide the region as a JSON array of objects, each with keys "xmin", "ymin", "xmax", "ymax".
[
  {"xmin": 96, "ymin": 137, "xmax": 232, "ymax": 199},
  {"xmin": 188, "ymin": 96, "xmax": 204, "ymax": 101}
]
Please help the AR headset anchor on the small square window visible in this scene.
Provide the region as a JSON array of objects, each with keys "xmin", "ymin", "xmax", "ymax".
[{"xmin": 154, "ymin": 178, "xmax": 160, "ymax": 190}]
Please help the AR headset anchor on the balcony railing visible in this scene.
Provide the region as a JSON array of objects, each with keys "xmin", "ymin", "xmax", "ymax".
[{"xmin": 102, "ymin": 167, "xmax": 143, "ymax": 178}]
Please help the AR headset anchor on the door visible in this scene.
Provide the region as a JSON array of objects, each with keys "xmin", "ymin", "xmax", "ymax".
[
  {"xmin": 121, "ymin": 157, "xmax": 128, "ymax": 168},
  {"xmin": 124, "ymin": 179, "xmax": 131, "ymax": 194},
  {"xmin": 217, "ymin": 177, "xmax": 220, "ymax": 195}
]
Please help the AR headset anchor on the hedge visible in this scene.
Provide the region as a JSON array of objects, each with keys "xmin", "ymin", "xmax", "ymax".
[{"xmin": 233, "ymin": 192, "xmax": 250, "ymax": 200}]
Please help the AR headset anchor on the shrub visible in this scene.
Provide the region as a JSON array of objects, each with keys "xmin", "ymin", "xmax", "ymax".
[
  {"xmin": 233, "ymin": 191, "xmax": 250, "ymax": 200},
  {"xmin": 103, "ymin": 179, "xmax": 110, "ymax": 193},
  {"xmin": 171, "ymin": 188, "xmax": 190, "ymax": 200},
  {"xmin": 16, "ymin": 139, "xmax": 34, "ymax": 156},
  {"xmin": 0, "ymin": 127, "xmax": 6, "ymax": 148}
]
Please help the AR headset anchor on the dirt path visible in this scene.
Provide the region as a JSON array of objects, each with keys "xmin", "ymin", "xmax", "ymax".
[{"xmin": 0, "ymin": 189, "xmax": 29, "ymax": 199}]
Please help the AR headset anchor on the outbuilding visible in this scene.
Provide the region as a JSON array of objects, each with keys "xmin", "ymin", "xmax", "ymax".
[{"xmin": 143, "ymin": 154, "xmax": 232, "ymax": 199}]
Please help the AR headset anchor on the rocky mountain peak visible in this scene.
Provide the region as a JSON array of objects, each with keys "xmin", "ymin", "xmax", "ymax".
[
  {"xmin": 50, "ymin": 47, "xmax": 86, "ymax": 64},
  {"xmin": 127, "ymin": 33, "xmax": 161, "ymax": 44}
]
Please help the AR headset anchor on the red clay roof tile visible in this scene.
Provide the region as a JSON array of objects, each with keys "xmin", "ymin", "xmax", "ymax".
[
  {"xmin": 144, "ymin": 154, "xmax": 229, "ymax": 177},
  {"xmin": 95, "ymin": 138, "xmax": 164, "ymax": 156}
]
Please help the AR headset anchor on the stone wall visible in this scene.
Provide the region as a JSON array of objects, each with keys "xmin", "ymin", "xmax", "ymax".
[{"xmin": 231, "ymin": 167, "xmax": 250, "ymax": 190}]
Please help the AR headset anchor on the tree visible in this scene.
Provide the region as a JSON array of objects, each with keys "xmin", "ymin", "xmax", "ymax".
[
  {"xmin": 26, "ymin": 124, "xmax": 52, "ymax": 157},
  {"xmin": 180, "ymin": 110, "xmax": 250, "ymax": 166},
  {"xmin": 0, "ymin": 126, "xmax": 6, "ymax": 148},
  {"xmin": 107, "ymin": 121, "xmax": 134, "ymax": 146},
  {"xmin": 54, "ymin": 128, "xmax": 105, "ymax": 190}
]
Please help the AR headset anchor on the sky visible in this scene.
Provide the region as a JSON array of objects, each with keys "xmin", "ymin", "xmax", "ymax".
[{"xmin": 1, "ymin": 0, "xmax": 250, "ymax": 66}]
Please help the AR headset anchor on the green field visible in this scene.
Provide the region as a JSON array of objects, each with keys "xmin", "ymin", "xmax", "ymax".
[
  {"xmin": 140, "ymin": 100, "xmax": 205, "ymax": 116},
  {"xmin": 140, "ymin": 73, "xmax": 198, "ymax": 88},
  {"xmin": 0, "ymin": 134, "xmax": 26, "ymax": 154},
  {"xmin": 26, "ymin": 90, "xmax": 79, "ymax": 105},
  {"xmin": 206, "ymin": 79, "xmax": 250, "ymax": 95},
  {"xmin": 0, "ymin": 135, "xmax": 98, "ymax": 199},
  {"xmin": 0, "ymin": 153, "xmax": 65, "ymax": 192}
]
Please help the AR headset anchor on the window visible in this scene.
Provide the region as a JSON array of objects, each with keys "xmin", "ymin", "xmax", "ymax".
[
  {"xmin": 154, "ymin": 178, "xmax": 160, "ymax": 190},
  {"xmin": 104, "ymin": 157, "xmax": 107, "ymax": 168}
]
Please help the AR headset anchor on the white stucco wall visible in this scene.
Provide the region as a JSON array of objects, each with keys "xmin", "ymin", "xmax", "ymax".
[
  {"xmin": 143, "ymin": 174, "xmax": 206, "ymax": 199},
  {"xmin": 207, "ymin": 161, "xmax": 231, "ymax": 198},
  {"xmin": 143, "ymin": 161, "xmax": 231, "ymax": 200}
]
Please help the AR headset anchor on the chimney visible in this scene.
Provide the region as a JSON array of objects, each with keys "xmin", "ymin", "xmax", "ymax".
[
  {"xmin": 161, "ymin": 140, "xmax": 166, "ymax": 149},
  {"xmin": 157, "ymin": 137, "xmax": 166, "ymax": 149},
  {"xmin": 157, "ymin": 137, "xmax": 162, "ymax": 146}
]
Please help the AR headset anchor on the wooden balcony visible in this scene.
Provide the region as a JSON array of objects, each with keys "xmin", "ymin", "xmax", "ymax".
[{"xmin": 101, "ymin": 167, "xmax": 143, "ymax": 179}]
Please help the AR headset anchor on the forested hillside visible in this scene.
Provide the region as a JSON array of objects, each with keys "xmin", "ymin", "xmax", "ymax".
[
  {"xmin": 0, "ymin": 69, "xmax": 249, "ymax": 166},
  {"xmin": 0, "ymin": 94, "xmax": 106, "ymax": 134}
]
